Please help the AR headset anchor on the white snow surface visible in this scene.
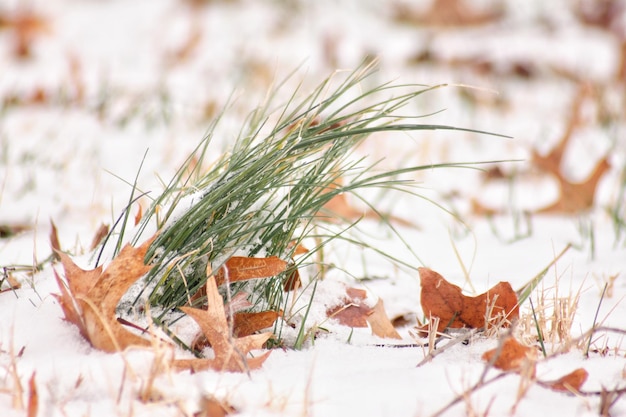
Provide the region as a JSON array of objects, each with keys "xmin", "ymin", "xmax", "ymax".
[{"xmin": 1, "ymin": 0, "xmax": 626, "ymax": 416}]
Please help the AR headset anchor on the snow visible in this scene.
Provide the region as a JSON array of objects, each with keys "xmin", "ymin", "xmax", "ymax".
[{"xmin": 1, "ymin": 0, "xmax": 626, "ymax": 416}]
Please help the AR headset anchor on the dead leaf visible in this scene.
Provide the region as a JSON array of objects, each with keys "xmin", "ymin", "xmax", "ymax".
[
  {"xmin": 327, "ymin": 288, "xmax": 372, "ymax": 328},
  {"xmin": 174, "ymin": 275, "xmax": 272, "ymax": 373},
  {"xmin": 482, "ymin": 336, "xmax": 536, "ymax": 374},
  {"xmin": 215, "ymin": 256, "xmax": 288, "ymax": 286},
  {"xmin": 394, "ymin": 0, "xmax": 503, "ymax": 27},
  {"xmin": 191, "ymin": 310, "xmax": 278, "ymax": 351},
  {"xmin": 419, "ymin": 267, "xmax": 519, "ymax": 333},
  {"xmin": 194, "ymin": 396, "xmax": 236, "ymax": 417},
  {"xmin": 53, "ymin": 235, "xmax": 157, "ymax": 352},
  {"xmin": 544, "ymin": 368, "xmax": 588, "ymax": 393},
  {"xmin": 232, "ymin": 311, "xmax": 280, "ymax": 338},
  {"xmin": 327, "ymin": 289, "xmax": 402, "ymax": 339},
  {"xmin": 134, "ymin": 204, "xmax": 143, "ymax": 226},
  {"xmin": 49, "ymin": 220, "xmax": 61, "ymax": 258},
  {"xmin": 367, "ymin": 298, "xmax": 402, "ymax": 339},
  {"xmin": 283, "ymin": 266, "xmax": 302, "ymax": 291},
  {"xmin": 27, "ymin": 372, "xmax": 37, "ymax": 417},
  {"xmin": 89, "ymin": 223, "xmax": 109, "ymax": 251}
]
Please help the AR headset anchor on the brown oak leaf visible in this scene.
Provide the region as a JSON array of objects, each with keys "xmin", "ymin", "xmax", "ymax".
[
  {"xmin": 174, "ymin": 275, "xmax": 272, "ymax": 373},
  {"xmin": 418, "ymin": 267, "xmax": 519, "ymax": 333},
  {"xmin": 53, "ymin": 235, "xmax": 156, "ymax": 352}
]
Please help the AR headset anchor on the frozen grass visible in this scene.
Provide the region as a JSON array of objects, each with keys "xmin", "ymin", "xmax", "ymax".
[{"xmin": 110, "ymin": 61, "xmax": 508, "ymax": 342}]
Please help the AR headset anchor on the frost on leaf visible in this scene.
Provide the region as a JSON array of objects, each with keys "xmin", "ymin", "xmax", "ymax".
[
  {"xmin": 418, "ymin": 267, "xmax": 519, "ymax": 333},
  {"xmin": 53, "ymin": 235, "xmax": 156, "ymax": 352},
  {"xmin": 174, "ymin": 275, "xmax": 272, "ymax": 373}
]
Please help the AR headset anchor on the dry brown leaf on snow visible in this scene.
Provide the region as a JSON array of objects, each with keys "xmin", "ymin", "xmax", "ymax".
[
  {"xmin": 174, "ymin": 275, "xmax": 272, "ymax": 373},
  {"xmin": 53, "ymin": 235, "xmax": 157, "ymax": 352},
  {"xmin": 192, "ymin": 310, "xmax": 281, "ymax": 351},
  {"xmin": 482, "ymin": 336, "xmax": 536, "ymax": 374},
  {"xmin": 543, "ymin": 368, "xmax": 588, "ymax": 394},
  {"xmin": 418, "ymin": 267, "xmax": 519, "ymax": 334},
  {"xmin": 326, "ymin": 287, "xmax": 372, "ymax": 328},
  {"xmin": 367, "ymin": 299, "xmax": 402, "ymax": 340},
  {"xmin": 327, "ymin": 288, "xmax": 401, "ymax": 339}
]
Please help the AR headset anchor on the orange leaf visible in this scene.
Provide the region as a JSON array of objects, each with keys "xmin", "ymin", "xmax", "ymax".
[
  {"xmin": 134, "ymin": 204, "xmax": 143, "ymax": 226},
  {"xmin": 54, "ymin": 235, "xmax": 156, "ymax": 352},
  {"xmin": 233, "ymin": 311, "xmax": 280, "ymax": 338},
  {"xmin": 215, "ymin": 256, "xmax": 288, "ymax": 286},
  {"xmin": 175, "ymin": 275, "xmax": 272, "ymax": 373},
  {"xmin": 545, "ymin": 368, "xmax": 588, "ymax": 393},
  {"xmin": 419, "ymin": 267, "xmax": 519, "ymax": 333},
  {"xmin": 482, "ymin": 336, "xmax": 536, "ymax": 374}
]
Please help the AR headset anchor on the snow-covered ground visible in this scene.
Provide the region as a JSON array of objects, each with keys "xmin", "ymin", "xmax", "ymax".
[{"xmin": 1, "ymin": 1, "xmax": 625, "ymax": 416}]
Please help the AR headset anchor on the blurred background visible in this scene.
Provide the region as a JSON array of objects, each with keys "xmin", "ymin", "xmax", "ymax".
[{"xmin": 1, "ymin": 0, "xmax": 625, "ymax": 263}]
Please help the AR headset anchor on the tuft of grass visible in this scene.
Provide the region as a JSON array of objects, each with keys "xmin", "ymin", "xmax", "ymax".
[{"xmin": 103, "ymin": 61, "xmax": 507, "ymax": 342}]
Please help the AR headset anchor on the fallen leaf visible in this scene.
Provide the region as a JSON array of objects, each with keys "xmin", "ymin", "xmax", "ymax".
[
  {"xmin": 89, "ymin": 223, "xmax": 109, "ymax": 251},
  {"xmin": 394, "ymin": 0, "xmax": 503, "ymax": 27},
  {"xmin": 232, "ymin": 311, "xmax": 280, "ymax": 338},
  {"xmin": 283, "ymin": 266, "xmax": 302, "ymax": 291},
  {"xmin": 367, "ymin": 298, "xmax": 402, "ymax": 339},
  {"xmin": 49, "ymin": 220, "xmax": 61, "ymax": 258},
  {"xmin": 194, "ymin": 395, "xmax": 236, "ymax": 417},
  {"xmin": 327, "ymin": 287, "xmax": 372, "ymax": 328},
  {"xmin": 419, "ymin": 267, "xmax": 519, "ymax": 333},
  {"xmin": 215, "ymin": 256, "xmax": 288, "ymax": 286},
  {"xmin": 134, "ymin": 204, "xmax": 143, "ymax": 226},
  {"xmin": 174, "ymin": 275, "xmax": 272, "ymax": 373},
  {"xmin": 53, "ymin": 235, "xmax": 157, "ymax": 352},
  {"xmin": 482, "ymin": 336, "xmax": 536, "ymax": 374},
  {"xmin": 189, "ymin": 307, "xmax": 281, "ymax": 350},
  {"xmin": 544, "ymin": 368, "xmax": 588, "ymax": 393},
  {"xmin": 27, "ymin": 372, "xmax": 37, "ymax": 417}
]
